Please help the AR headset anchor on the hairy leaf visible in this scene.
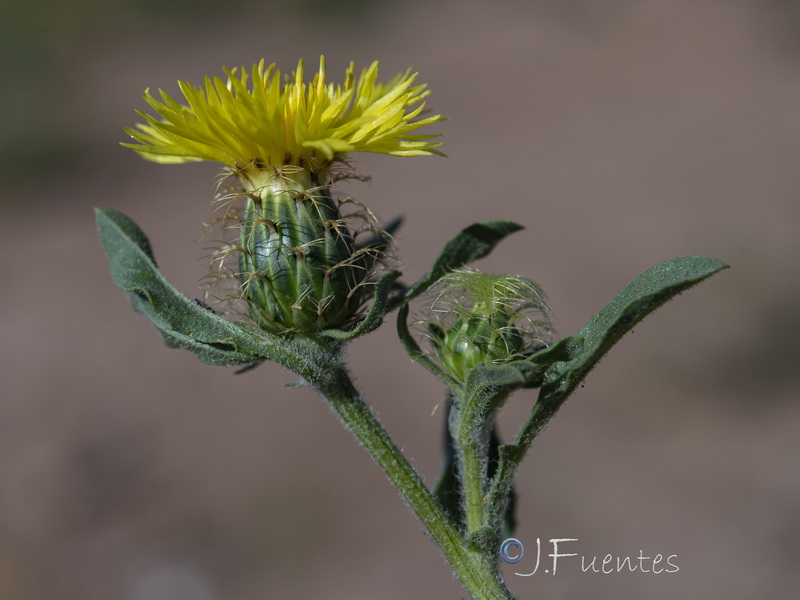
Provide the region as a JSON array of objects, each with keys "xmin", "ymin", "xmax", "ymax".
[
  {"xmin": 545, "ymin": 256, "xmax": 729, "ymax": 394},
  {"xmin": 95, "ymin": 208, "xmax": 333, "ymax": 375},
  {"xmin": 404, "ymin": 221, "xmax": 524, "ymax": 301}
]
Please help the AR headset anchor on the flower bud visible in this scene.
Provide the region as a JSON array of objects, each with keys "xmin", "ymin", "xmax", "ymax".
[{"xmin": 424, "ymin": 269, "xmax": 554, "ymax": 382}]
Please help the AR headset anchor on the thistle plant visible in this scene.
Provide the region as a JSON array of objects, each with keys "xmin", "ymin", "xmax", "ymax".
[{"xmin": 97, "ymin": 56, "xmax": 727, "ymax": 599}]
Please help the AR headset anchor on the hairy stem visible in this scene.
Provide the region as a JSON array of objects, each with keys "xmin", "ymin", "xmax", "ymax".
[
  {"xmin": 454, "ymin": 385, "xmax": 511, "ymax": 541},
  {"xmin": 460, "ymin": 437, "xmax": 487, "ymax": 532},
  {"xmin": 486, "ymin": 383, "xmax": 569, "ymax": 533},
  {"xmin": 312, "ymin": 366, "xmax": 514, "ymax": 600},
  {"xmin": 453, "ymin": 399, "xmax": 490, "ymax": 535}
]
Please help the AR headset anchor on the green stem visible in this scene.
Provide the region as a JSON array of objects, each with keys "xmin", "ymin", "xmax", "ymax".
[
  {"xmin": 454, "ymin": 385, "xmax": 511, "ymax": 539},
  {"xmin": 453, "ymin": 395, "xmax": 491, "ymax": 535},
  {"xmin": 460, "ymin": 436, "xmax": 487, "ymax": 533},
  {"xmin": 486, "ymin": 383, "xmax": 570, "ymax": 533},
  {"xmin": 313, "ymin": 366, "xmax": 514, "ymax": 600}
]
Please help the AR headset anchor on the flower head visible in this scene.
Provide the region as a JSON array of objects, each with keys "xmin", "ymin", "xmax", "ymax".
[
  {"xmin": 123, "ymin": 56, "xmax": 444, "ymax": 174},
  {"xmin": 423, "ymin": 268, "xmax": 555, "ymax": 382}
]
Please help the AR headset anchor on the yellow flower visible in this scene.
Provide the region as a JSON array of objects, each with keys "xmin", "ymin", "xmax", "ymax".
[{"xmin": 122, "ymin": 56, "xmax": 444, "ymax": 173}]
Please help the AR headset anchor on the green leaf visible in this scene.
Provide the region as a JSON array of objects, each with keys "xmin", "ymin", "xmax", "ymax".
[
  {"xmin": 462, "ymin": 364, "xmax": 524, "ymax": 416},
  {"xmin": 465, "ymin": 336, "xmax": 584, "ymax": 398},
  {"xmin": 546, "ymin": 256, "xmax": 729, "ymax": 394},
  {"xmin": 433, "ymin": 396, "xmax": 463, "ymax": 529},
  {"xmin": 518, "ymin": 336, "xmax": 585, "ymax": 388},
  {"xmin": 396, "ymin": 303, "xmax": 457, "ymax": 386},
  {"xmin": 321, "ymin": 270, "xmax": 402, "ymax": 341},
  {"xmin": 487, "ymin": 257, "xmax": 728, "ymax": 532},
  {"xmin": 95, "ymin": 208, "xmax": 331, "ymax": 374},
  {"xmin": 404, "ymin": 221, "xmax": 524, "ymax": 301}
]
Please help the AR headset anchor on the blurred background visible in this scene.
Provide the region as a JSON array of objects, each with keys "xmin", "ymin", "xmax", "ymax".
[{"xmin": 2, "ymin": 0, "xmax": 799, "ymax": 598}]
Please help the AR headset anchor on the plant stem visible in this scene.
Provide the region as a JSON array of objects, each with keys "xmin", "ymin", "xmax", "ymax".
[
  {"xmin": 313, "ymin": 366, "xmax": 514, "ymax": 600},
  {"xmin": 453, "ymin": 397, "xmax": 491, "ymax": 535},
  {"xmin": 454, "ymin": 386, "xmax": 511, "ymax": 539},
  {"xmin": 460, "ymin": 435, "xmax": 487, "ymax": 533},
  {"xmin": 486, "ymin": 384, "xmax": 569, "ymax": 533}
]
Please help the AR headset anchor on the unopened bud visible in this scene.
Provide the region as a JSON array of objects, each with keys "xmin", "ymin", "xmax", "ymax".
[{"xmin": 424, "ymin": 268, "xmax": 554, "ymax": 382}]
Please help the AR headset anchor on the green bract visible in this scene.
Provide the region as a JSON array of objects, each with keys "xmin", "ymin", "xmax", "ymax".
[
  {"xmin": 234, "ymin": 168, "xmax": 378, "ymax": 334},
  {"xmin": 424, "ymin": 269, "xmax": 554, "ymax": 383}
]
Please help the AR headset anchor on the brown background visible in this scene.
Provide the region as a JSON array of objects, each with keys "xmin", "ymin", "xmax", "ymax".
[{"xmin": 2, "ymin": 1, "xmax": 799, "ymax": 598}]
